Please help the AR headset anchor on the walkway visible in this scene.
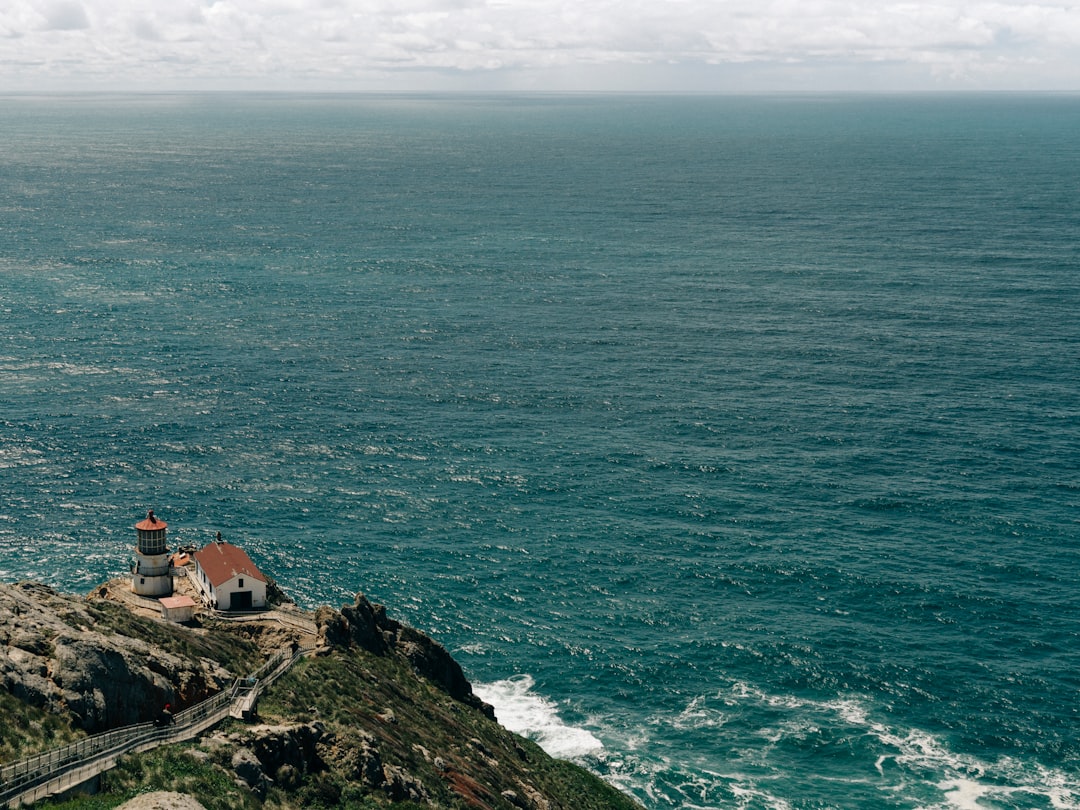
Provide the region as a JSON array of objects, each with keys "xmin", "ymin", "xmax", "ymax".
[
  {"xmin": 0, "ymin": 642, "xmax": 317, "ymax": 809},
  {"xmin": 208, "ymin": 608, "xmax": 318, "ymax": 638}
]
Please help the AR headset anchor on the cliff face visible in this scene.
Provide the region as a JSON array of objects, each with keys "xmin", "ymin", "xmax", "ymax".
[
  {"xmin": 0, "ymin": 583, "xmax": 641, "ymax": 810},
  {"xmin": 316, "ymin": 592, "xmax": 494, "ymax": 719},
  {"xmin": 0, "ymin": 582, "xmax": 250, "ymax": 734}
]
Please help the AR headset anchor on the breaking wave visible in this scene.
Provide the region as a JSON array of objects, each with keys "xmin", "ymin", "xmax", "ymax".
[{"xmin": 473, "ymin": 675, "xmax": 604, "ymax": 761}]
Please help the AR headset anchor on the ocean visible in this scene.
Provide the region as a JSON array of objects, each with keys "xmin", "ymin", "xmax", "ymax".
[{"xmin": 1, "ymin": 92, "xmax": 1078, "ymax": 809}]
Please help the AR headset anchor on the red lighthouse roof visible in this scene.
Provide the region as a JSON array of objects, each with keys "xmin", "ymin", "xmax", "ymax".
[{"xmin": 135, "ymin": 510, "xmax": 167, "ymax": 531}]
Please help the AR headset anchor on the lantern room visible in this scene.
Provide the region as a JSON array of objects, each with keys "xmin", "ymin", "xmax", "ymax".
[{"xmin": 136, "ymin": 510, "xmax": 168, "ymax": 555}]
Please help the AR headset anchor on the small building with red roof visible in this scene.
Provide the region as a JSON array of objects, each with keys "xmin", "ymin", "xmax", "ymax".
[
  {"xmin": 159, "ymin": 594, "xmax": 197, "ymax": 623},
  {"xmin": 191, "ymin": 539, "xmax": 267, "ymax": 611}
]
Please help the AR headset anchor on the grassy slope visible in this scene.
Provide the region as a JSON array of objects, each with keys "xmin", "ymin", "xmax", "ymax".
[
  {"xmin": 0, "ymin": 598, "xmax": 259, "ymax": 764},
  {"xmin": 2, "ymin": 589, "xmax": 638, "ymax": 810},
  {"xmin": 257, "ymin": 647, "xmax": 641, "ymax": 809},
  {"xmin": 0, "ymin": 691, "xmax": 84, "ymax": 763}
]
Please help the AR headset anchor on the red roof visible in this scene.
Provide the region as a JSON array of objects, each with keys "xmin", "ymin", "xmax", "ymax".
[
  {"xmin": 193, "ymin": 542, "xmax": 266, "ymax": 588},
  {"xmin": 159, "ymin": 595, "xmax": 197, "ymax": 610},
  {"xmin": 135, "ymin": 510, "xmax": 167, "ymax": 531}
]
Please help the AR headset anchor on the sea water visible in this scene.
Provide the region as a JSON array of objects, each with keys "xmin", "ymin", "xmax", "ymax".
[{"xmin": 1, "ymin": 93, "xmax": 1078, "ymax": 809}]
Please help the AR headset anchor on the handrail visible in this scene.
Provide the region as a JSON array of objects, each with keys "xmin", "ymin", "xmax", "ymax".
[{"xmin": 0, "ymin": 640, "xmax": 318, "ymax": 808}]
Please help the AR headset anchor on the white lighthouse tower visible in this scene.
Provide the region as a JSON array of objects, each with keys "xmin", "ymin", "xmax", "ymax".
[{"xmin": 132, "ymin": 509, "xmax": 173, "ymax": 597}]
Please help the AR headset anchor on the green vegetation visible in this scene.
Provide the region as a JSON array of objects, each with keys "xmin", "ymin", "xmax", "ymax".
[
  {"xmin": 34, "ymin": 745, "xmax": 260, "ymax": 810},
  {"xmin": 82, "ymin": 599, "xmax": 263, "ymax": 676},
  {"xmin": 256, "ymin": 647, "xmax": 641, "ymax": 810},
  {"xmin": 0, "ymin": 690, "xmax": 83, "ymax": 762},
  {"xmin": 23, "ymin": 793, "xmax": 125, "ymax": 810},
  {"xmin": 33, "ymin": 645, "xmax": 640, "ymax": 809},
  {"xmin": 102, "ymin": 747, "xmax": 261, "ymax": 810},
  {"xmin": 4, "ymin": 587, "xmax": 640, "ymax": 809}
]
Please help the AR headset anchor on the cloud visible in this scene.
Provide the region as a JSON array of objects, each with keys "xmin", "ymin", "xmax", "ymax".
[
  {"xmin": 1, "ymin": 0, "xmax": 1079, "ymax": 90},
  {"xmin": 41, "ymin": 1, "xmax": 91, "ymax": 31}
]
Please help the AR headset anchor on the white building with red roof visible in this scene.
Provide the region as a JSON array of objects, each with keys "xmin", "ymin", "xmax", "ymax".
[
  {"xmin": 191, "ymin": 539, "xmax": 267, "ymax": 611},
  {"xmin": 159, "ymin": 594, "xmax": 197, "ymax": 623}
]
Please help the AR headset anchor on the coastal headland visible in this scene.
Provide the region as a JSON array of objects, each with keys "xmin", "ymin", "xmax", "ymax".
[{"xmin": 0, "ymin": 578, "xmax": 640, "ymax": 810}]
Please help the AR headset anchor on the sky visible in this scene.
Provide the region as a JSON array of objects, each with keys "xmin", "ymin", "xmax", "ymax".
[{"xmin": 2, "ymin": 0, "xmax": 1080, "ymax": 92}]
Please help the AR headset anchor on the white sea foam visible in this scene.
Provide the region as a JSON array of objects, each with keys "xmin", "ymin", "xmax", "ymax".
[
  {"xmin": 935, "ymin": 775, "xmax": 1080, "ymax": 810},
  {"xmin": 721, "ymin": 682, "xmax": 1080, "ymax": 809},
  {"xmin": 728, "ymin": 784, "xmax": 794, "ymax": 810},
  {"xmin": 473, "ymin": 675, "xmax": 604, "ymax": 761},
  {"xmin": 936, "ymin": 777, "xmax": 1006, "ymax": 810},
  {"xmin": 671, "ymin": 694, "xmax": 729, "ymax": 731}
]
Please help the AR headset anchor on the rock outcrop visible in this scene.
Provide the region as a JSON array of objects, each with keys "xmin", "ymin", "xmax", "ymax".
[
  {"xmin": 116, "ymin": 791, "xmax": 208, "ymax": 810},
  {"xmin": 0, "ymin": 582, "xmax": 237, "ymax": 732},
  {"xmin": 213, "ymin": 722, "xmax": 433, "ymax": 805},
  {"xmin": 315, "ymin": 593, "xmax": 495, "ymax": 719},
  {"xmin": 0, "ymin": 582, "xmax": 643, "ymax": 810}
]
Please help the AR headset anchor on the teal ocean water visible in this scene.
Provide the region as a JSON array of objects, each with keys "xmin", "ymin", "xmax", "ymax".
[{"xmin": 2, "ymin": 93, "xmax": 1079, "ymax": 809}]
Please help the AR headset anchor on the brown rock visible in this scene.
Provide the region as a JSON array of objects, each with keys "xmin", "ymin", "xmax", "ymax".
[
  {"xmin": 0, "ymin": 582, "xmax": 231, "ymax": 731},
  {"xmin": 315, "ymin": 592, "xmax": 495, "ymax": 720}
]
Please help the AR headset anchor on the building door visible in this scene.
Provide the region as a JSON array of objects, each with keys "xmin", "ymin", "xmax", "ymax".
[{"xmin": 232, "ymin": 591, "xmax": 253, "ymax": 610}]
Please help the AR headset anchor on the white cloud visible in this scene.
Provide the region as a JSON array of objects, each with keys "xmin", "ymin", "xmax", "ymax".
[
  {"xmin": 0, "ymin": 0, "xmax": 1078, "ymax": 90},
  {"xmin": 41, "ymin": 1, "xmax": 91, "ymax": 31}
]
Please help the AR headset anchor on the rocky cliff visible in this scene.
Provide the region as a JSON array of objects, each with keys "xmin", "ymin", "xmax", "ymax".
[
  {"xmin": 0, "ymin": 582, "xmax": 256, "ymax": 735},
  {"xmin": 315, "ymin": 592, "xmax": 493, "ymax": 719},
  {"xmin": 0, "ymin": 582, "xmax": 641, "ymax": 810}
]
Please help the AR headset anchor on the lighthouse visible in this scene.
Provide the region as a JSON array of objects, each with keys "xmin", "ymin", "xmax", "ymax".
[{"xmin": 132, "ymin": 509, "xmax": 173, "ymax": 597}]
